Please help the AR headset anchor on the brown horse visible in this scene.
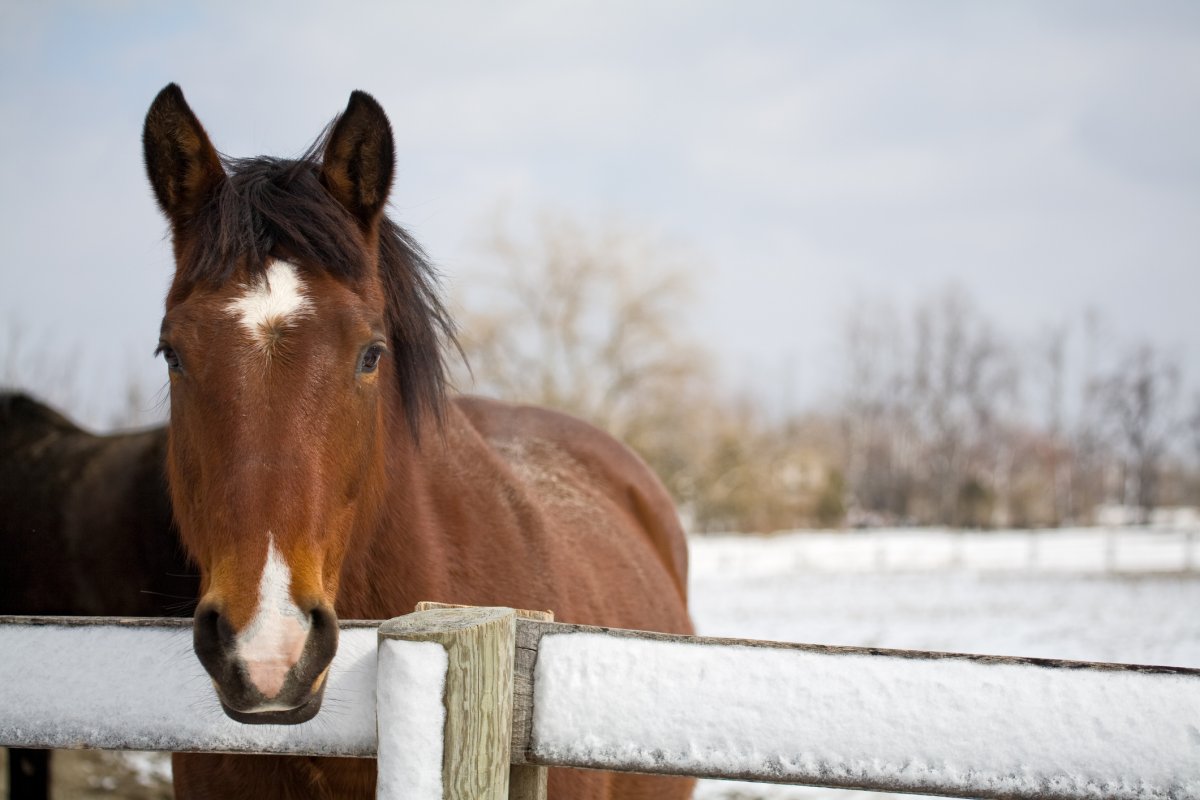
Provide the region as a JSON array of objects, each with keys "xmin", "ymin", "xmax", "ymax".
[
  {"xmin": 142, "ymin": 84, "xmax": 694, "ymax": 799},
  {"xmin": 0, "ymin": 391, "xmax": 196, "ymax": 799},
  {"xmin": 0, "ymin": 392, "xmax": 193, "ymax": 616}
]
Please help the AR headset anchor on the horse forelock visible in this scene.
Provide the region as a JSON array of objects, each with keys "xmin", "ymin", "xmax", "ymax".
[{"xmin": 170, "ymin": 146, "xmax": 456, "ymax": 439}]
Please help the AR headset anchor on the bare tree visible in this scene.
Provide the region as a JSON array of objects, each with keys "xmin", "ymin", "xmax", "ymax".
[
  {"xmin": 838, "ymin": 296, "xmax": 910, "ymax": 519},
  {"xmin": 836, "ymin": 287, "xmax": 1023, "ymax": 527},
  {"xmin": 1187, "ymin": 394, "xmax": 1200, "ymax": 504},
  {"xmin": 1190, "ymin": 396, "xmax": 1200, "ymax": 465},
  {"xmin": 1034, "ymin": 324, "xmax": 1070, "ymax": 525},
  {"xmin": 1097, "ymin": 344, "xmax": 1182, "ymax": 521},
  {"xmin": 453, "ymin": 209, "xmax": 709, "ymax": 505},
  {"xmin": 906, "ymin": 288, "xmax": 1019, "ymax": 527},
  {"xmin": 1067, "ymin": 309, "xmax": 1115, "ymax": 522}
]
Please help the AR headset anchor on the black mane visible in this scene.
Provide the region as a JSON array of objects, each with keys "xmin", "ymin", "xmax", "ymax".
[{"xmin": 175, "ymin": 147, "xmax": 456, "ymax": 439}]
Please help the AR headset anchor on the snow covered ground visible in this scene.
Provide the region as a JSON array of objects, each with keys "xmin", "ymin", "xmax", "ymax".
[{"xmin": 689, "ymin": 528, "xmax": 1200, "ymax": 799}]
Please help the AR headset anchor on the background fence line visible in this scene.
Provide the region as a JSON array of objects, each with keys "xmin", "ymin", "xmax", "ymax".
[{"xmin": 689, "ymin": 527, "xmax": 1200, "ymax": 578}]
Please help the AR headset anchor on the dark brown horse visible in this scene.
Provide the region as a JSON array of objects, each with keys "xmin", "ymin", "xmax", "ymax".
[
  {"xmin": 142, "ymin": 84, "xmax": 694, "ymax": 799},
  {"xmin": 0, "ymin": 391, "xmax": 196, "ymax": 799}
]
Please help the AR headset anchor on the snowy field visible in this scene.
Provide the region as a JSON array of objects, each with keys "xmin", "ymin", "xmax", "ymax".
[
  {"xmin": 5, "ymin": 527, "xmax": 1199, "ymax": 798},
  {"xmin": 689, "ymin": 528, "xmax": 1200, "ymax": 800}
]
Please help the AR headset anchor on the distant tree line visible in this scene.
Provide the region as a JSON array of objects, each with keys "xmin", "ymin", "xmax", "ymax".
[
  {"xmin": 454, "ymin": 211, "xmax": 1200, "ymax": 533},
  {"xmin": 835, "ymin": 291, "xmax": 1194, "ymax": 529}
]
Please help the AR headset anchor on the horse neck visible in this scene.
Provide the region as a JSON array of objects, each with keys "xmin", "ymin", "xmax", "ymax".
[{"xmin": 335, "ymin": 395, "xmax": 496, "ymax": 619}]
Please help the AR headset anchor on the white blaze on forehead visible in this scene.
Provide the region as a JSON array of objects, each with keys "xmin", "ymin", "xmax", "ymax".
[
  {"xmin": 236, "ymin": 534, "xmax": 311, "ymax": 701},
  {"xmin": 226, "ymin": 260, "xmax": 313, "ymax": 345}
]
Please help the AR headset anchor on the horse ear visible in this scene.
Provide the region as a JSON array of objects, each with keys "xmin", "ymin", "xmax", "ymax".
[
  {"xmin": 142, "ymin": 84, "xmax": 225, "ymax": 225},
  {"xmin": 320, "ymin": 91, "xmax": 395, "ymax": 226}
]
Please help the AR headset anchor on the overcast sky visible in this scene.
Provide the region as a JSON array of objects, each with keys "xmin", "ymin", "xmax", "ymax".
[{"xmin": 2, "ymin": 1, "xmax": 1198, "ymax": 428}]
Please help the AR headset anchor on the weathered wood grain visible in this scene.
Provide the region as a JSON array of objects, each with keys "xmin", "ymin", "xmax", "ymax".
[
  {"xmin": 381, "ymin": 607, "xmax": 516, "ymax": 800},
  {"xmin": 415, "ymin": 601, "xmax": 551, "ymax": 800},
  {"xmin": 511, "ymin": 617, "xmax": 1200, "ymax": 675},
  {"xmin": 507, "ymin": 610, "xmax": 551, "ymax": 800}
]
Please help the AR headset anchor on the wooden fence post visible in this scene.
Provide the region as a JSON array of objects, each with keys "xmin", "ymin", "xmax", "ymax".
[
  {"xmin": 505, "ymin": 608, "xmax": 552, "ymax": 800},
  {"xmin": 378, "ymin": 606, "xmax": 516, "ymax": 800},
  {"xmin": 415, "ymin": 601, "xmax": 552, "ymax": 800}
]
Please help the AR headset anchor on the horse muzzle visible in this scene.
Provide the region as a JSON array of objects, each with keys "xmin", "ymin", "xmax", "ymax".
[{"xmin": 193, "ymin": 600, "xmax": 339, "ymax": 724}]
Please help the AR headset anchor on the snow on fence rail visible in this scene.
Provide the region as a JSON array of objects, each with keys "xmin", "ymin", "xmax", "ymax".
[
  {"xmin": 0, "ymin": 617, "xmax": 379, "ymax": 756},
  {"xmin": 2, "ymin": 610, "xmax": 1199, "ymax": 800}
]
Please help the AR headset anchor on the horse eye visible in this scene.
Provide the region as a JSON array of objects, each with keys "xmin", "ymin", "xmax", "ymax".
[
  {"xmin": 358, "ymin": 343, "xmax": 385, "ymax": 374},
  {"xmin": 158, "ymin": 344, "xmax": 182, "ymax": 371}
]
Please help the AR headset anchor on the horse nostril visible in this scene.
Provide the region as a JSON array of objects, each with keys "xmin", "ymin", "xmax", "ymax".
[
  {"xmin": 193, "ymin": 605, "xmax": 234, "ymax": 672},
  {"xmin": 196, "ymin": 606, "xmax": 218, "ymax": 641},
  {"xmin": 309, "ymin": 604, "xmax": 335, "ymax": 633},
  {"xmin": 306, "ymin": 604, "xmax": 340, "ymax": 676}
]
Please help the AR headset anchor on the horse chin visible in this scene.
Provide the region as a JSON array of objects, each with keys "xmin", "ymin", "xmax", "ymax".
[{"xmin": 218, "ymin": 686, "xmax": 326, "ymax": 725}]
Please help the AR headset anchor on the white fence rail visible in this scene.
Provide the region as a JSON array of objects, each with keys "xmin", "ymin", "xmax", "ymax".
[
  {"xmin": 2, "ymin": 611, "xmax": 1199, "ymax": 800},
  {"xmin": 691, "ymin": 527, "xmax": 1200, "ymax": 577},
  {"xmin": 0, "ymin": 618, "xmax": 377, "ymax": 756}
]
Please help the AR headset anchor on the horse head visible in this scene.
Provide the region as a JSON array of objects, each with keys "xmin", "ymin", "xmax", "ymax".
[{"xmin": 143, "ymin": 84, "xmax": 449, "ymax": 723}]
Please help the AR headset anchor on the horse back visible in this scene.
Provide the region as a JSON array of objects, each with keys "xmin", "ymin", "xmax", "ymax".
[{"xmin": 453, "ymin": 395, "xmax": 691, "ymax": 633}]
